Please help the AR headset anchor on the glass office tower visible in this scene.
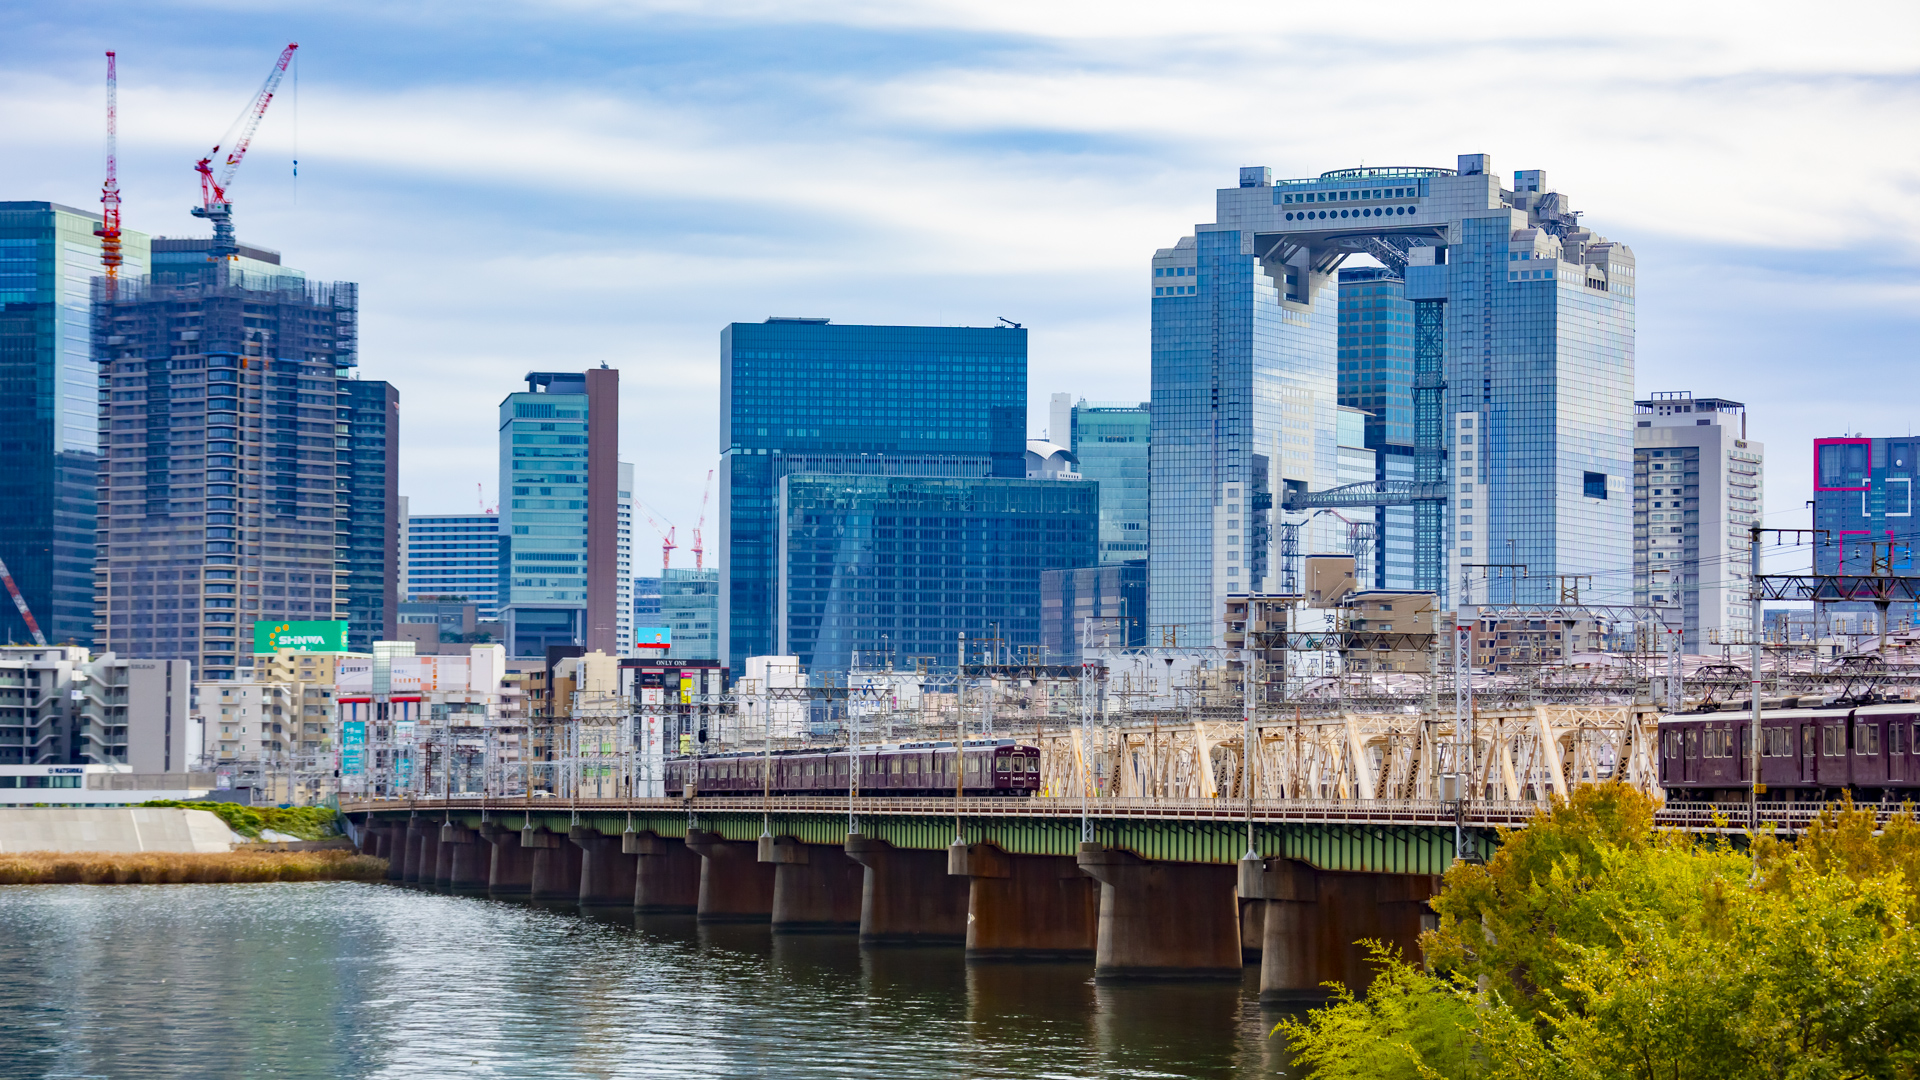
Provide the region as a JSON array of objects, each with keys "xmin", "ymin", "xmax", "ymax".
[
  {"xmin": 1338, "ymin": 268, "xmax": 1416, "ymax": 589},
  {"xmin": 1068, "ymin": 400, "xmax": 1151, "ymax": 565},
  {"xmin": 342, "ymin": 379, "xmax": 399, "ymax": 651},
  {"xmin": 1150, "ymin": 155, "xmax": 1634, "ymax": 628},
  {"xmin": 0, "ymin": 203, "xmax": 149, "ymax": 646},
  {"xmin": 776, "ymin": 475, "xmax": 1097, "ymax": 672},
  {"xmin": 719, "ymin": 319, "xmax": 1026, "ymax": 670},
  {"xmin": 497, "ymin": 369, "xmax": 622, "ymax": 658}
]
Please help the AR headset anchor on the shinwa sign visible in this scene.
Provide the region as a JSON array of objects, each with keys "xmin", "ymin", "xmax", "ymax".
[{"xmin": 253, "ymin": 620, "xmax": 350, "ymax": 653}]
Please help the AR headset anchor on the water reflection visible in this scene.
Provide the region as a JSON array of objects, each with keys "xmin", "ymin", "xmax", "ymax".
[{"xmin": 0, "ymin": 883, "xmax": 1300, "ymax": 1079}]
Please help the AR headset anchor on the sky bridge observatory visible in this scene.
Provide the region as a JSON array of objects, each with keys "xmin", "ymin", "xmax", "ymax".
[{"xmin": 1150, "ymin": 153, "xmax": 1636, "ymax": 643}]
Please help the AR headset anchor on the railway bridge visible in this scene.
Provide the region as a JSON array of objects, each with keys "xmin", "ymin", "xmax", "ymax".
[{"xmin": 343, "ymin": 794, "xmax": 1762, "ymax": 997}]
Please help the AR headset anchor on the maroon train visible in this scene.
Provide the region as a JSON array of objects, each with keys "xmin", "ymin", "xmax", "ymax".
[
  {"xmin": 666, "ymin": 739, "xmax": 1041, "ymax": 797},
  {"xmin": 1658, "ymin": 702, "xmax": 1920, "ymax": 803}
]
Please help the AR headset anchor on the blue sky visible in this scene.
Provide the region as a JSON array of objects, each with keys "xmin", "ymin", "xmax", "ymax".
[{"xmin": 3, "ymin": 0, "xmax": 1917, "ymax": 580}]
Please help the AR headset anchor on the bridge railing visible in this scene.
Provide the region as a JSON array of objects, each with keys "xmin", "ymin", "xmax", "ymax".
[{"xmin": 339, "ymin": 794, "xmax": 1905, "ymax": 835}]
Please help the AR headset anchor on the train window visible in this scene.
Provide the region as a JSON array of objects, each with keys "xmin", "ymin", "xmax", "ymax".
[
  {"xmin": 997, "ymin": 758, "xmax": 1011, "ymax": 773},
  {"xmin": 1893, "ymin": 724, "xmax": 1907, "ymax": 755},
  {"xmin": 1027, "ymin": 756, "xmax": 1038, "ymax": 773},
  {"xmin": 1686, "ymin": 730, "xmax": 1698, "ymax": 758},
  {"xmin": 890, "ymin": 758, "xmax": 901, "ymax": 774},
  {"xmin": 1858, "ymin": 725, "xmax": 1880, "ymax": 756},
  {"xmin": 1823, "ymin": 726, "xmax": 1845, "ymax": 757},
  {"xmin": 1762, "ymin": 727, "xmax": 1792, "ymax": 757}
]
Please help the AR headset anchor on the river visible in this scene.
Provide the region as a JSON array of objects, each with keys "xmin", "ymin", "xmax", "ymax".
[{"xmin": 0, "ymin": 882, "xmax": 1307, "ymax": 1079}]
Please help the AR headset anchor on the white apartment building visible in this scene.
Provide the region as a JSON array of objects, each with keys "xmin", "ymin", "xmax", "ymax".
[{"xmin": 1635, "ymin": 393, "xmax": 1763, "ymax": 651}]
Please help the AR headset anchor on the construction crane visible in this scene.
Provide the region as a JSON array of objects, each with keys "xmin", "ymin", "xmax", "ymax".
[
  {"xmin": 637, "ymin": 506, "xmax": 677, "ymax": 572},
  {"xmin": 0, "ymin": 556, "xmax": 48, "ymax": 647},
  {"xmin": 95, "ymin": 51, "xmax": 122, "ymax": 295},
  {"xmin": 192, "ymin": 42, "xmax": 297, "ymax": 260},
  {"xmin": 691, "ymin": 469, "xmax": 714, "ymax": 569}
]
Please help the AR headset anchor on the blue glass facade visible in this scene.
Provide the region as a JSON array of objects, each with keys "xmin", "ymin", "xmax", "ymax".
[
  {"xmin": 1338, "ymin": 268, "xmax": 1415, "ymax": 590},
  {"xmin": 1155, "ymin": 157, "xmax": 1635, "ymax": 616},
  {"xmin": 1149, "ymin": 227, "xmax": 1334, "ymax": 644},
  {"xmin": 1041, "ymin": 559, "xmax": 1147, "ymax": 662},
  {"xmin": 1428, "ymin": 209, "xmax": 1635, "ymax": 605},
  {"xmin": 343, "ymin": 380, "xmax": 399, "ymax": 651},
  {"xmin": 719, "ymin": 320, "xmax": 1026, "ymax": 669},
  {"xmin": 1813, "ymin": 437, "xmax": 1920, "ymax": 575},
  {"xmin": 1068, "ymin": 401, "xmax": 1150, "ymax": 564},
  {"xmin": 0, "ymin": 203, "xmax": 149, "ymax": 647},
  {"xmin": 498, "ymin": 369, "xmax": 620, "ymax": 658},
  {"xmin": 776, "ymin": 475, "xmax": 1096, "ymax": 673}
]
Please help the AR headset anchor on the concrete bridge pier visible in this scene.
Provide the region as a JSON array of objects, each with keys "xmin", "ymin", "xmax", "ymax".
[
  {"xmin": 845, "ymin": 834, "xmax": 967, "ymax": 945},
  {"xmin": 625, "ymin": 830, "xmax": 700, "ymax": 913},
  {"xmin": 371, "ymin": 823, "xmax": 402, "ymax": 871},
  {"xmin": 443, "ymin": 824, "xmax": 488, "ymax": 892},
  {"xmin": 1077, "ymin": 843, "xmax": 1241, "ymax": 980},
  {"xmin": 432, "ymin": 823, "xmax": 457, "ymax": 888},
  {"xmin": 401, "ymin": 818, "xmax": 431, "ymax": 883},
  {"xmin": 760, "ymin": 835, "xmax": 863, "ymax": 933},
  {"xmin": 573, "ymin": 826, "xmax": 639, "ymax": 906},
  {"xmin": 524, "ymin": 826, "xmax": 583, "ymax": 902},
  {"xmin": 686, "ymin": 828, "xmax": 775, "ymax": 922},
  {"xmin": 482, "ymin": 822, "xmax": 534, "ymax": 897},
  {"xmin": 950, "ymin": 843, "xmax": 1099, "ymax": 961},
  {"xmin": 1240, "ymin": 856, "xmax": 1440, "ymax": 999}
]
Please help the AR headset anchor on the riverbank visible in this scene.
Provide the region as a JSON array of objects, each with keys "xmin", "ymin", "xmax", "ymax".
[{"xmin": 0, "ymin": 848, "xmax": 386, "ymax": 885}]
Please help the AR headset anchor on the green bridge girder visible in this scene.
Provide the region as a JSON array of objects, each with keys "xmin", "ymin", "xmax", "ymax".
[{"xmin": 382, "ymin": 807, "xmax": 1489, "ymax": 876}]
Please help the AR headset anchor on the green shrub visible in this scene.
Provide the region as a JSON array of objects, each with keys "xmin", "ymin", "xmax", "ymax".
[{"xmin": 139, "ymin": 800, "xmax": 337, "ymax": 840}]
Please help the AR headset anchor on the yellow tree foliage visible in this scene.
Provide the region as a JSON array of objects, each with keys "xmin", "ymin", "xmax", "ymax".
[{"xmin": 1278, "ymin": 786, "xmax": 1920, "ymax": 1079}]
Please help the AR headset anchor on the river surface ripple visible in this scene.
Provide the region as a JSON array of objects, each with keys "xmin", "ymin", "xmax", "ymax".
[{"xmin": 0, "ymin": 882, "xmax": 1306, "ymax": 1079}]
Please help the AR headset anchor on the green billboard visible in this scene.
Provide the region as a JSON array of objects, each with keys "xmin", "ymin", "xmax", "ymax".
[{"xmin": 253, "ymin": 620, "xmax": 350, "ymax": 653}]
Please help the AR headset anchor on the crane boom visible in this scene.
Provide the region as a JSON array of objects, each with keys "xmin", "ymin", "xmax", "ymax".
[
  {"xmin": 0, "ymin": 556, "xmax": 48, "ymax": 646},
  {"xmin": 192, "ymin": 42, "xmax": 298, "ymax": 260},
  {"xmin": 692, "ymin": 468, "xmax": 714, "ymax": 569},
  {"xmin": 95, "ymin": 51, "xmax": 122, "ymax": 292}
]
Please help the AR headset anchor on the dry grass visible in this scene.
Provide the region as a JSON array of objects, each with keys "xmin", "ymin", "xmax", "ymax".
[{"xmin": 0, "ymin": 848, "xmax": 387, "ymax": 885}]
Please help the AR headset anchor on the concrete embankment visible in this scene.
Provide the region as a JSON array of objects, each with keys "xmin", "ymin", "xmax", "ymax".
[{"xmin": 0, "ymin": 807, "xmax": 239, "ymax": 854}]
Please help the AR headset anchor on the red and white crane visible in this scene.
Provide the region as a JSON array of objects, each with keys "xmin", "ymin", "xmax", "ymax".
[
  {"xmin": 192, "ymin": 42, "xmax": 297, "ymax": 260},
  {"xmin": 0, "ymin": 556, "xmax": 48, "ymax": 647},
  {"xmin": 637, "ymin": 506, "xmax": 677, "ymax": 572},
  {"xmin": 95, "ymin": 51, "xmax": 122, "ymax": 295}
]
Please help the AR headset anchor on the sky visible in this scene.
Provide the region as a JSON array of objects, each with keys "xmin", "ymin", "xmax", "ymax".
[{"xmin": 2, "ymin": 0, "xmax": 1917, "ymax": 583}]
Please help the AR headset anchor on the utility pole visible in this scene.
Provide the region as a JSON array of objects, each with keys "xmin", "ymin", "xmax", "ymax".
[{"xmin": 1749, "ymin": 524, "xmax": 1762, "ymax": 832}]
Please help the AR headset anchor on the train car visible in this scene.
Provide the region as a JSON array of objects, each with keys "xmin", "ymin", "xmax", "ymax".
[
  {"xmin": 1658, "ymin": 702, "xmax": 1920, "ymax": 803},
  {"xmin": 665, "ymin": 739, "xmax": 1041, "ymax": 797}
]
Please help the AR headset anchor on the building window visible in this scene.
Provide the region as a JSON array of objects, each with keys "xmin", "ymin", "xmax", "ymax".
[{"xmin": 1584, "ymin": 472, "xmax": 1608, "ymax": 500}]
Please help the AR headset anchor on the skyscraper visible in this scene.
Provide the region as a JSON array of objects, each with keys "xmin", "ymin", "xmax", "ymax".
[
  {"xmin": 93, "ymin": 237, "xmax": 356, "ymax": 681},
  {"xmin": 616, "ymin": 461, "xmax": 634, "ymax": 655},
  {"xmin": 342, "ymin": 379, "xmax": 399, "ymax": 651},
  {"xmin": 719, "ymin": 318, "xmax": 1026, "ymax": 669},
  {"xmin": 401, "ymin": 511, "xmax": 501, "ymax": 618},
  {"xmin": 1634, "ymin": 393, "xmax": 1762, "ymax": 650},
  {"xmin": 0, "ymin": 202, "xmax": 150, "ymax": 646},
  {"xmin": 1066, "ymin": 399, "xmax": 1151, "ymax": 565},
  {"xmin": 496, "ymin": 369, "xmax": 622, "ymax": 657},
  {"xmin": 1149, "ymin": 156, "xmax": 1634, "ymax": 640}
]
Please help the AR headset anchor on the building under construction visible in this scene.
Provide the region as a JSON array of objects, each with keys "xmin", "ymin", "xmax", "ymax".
[{"xmin": 92, "ymin": 240, "xmax": 360, "ymax": 680}]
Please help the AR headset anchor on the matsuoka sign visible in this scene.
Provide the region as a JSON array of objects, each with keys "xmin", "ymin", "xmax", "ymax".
[{"xmin": 253, "ymin": 620, "xmax": 350, "ymax": 653}]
